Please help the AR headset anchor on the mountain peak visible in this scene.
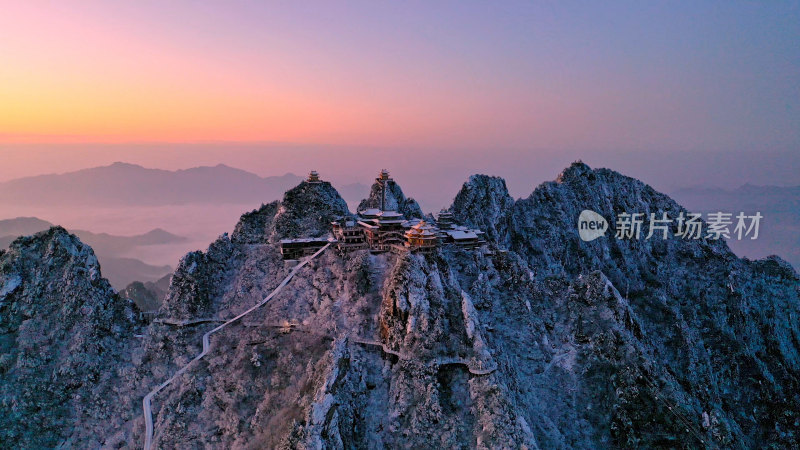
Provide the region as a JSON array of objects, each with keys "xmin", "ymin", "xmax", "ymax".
[
  {"xmin": 0, "ymin": 226, "xmax": 140, "ymax": 447},
  {"xmin": 555, "ymin": 160, "xmax": 594, "ymax": 183},
  {"xmin": 0, "ymin": 162, "xmax": 303, "ymax": 207},
  {"xmin": 450, "ymin": 174, "xmax": 514, "ymax": 243},
  {"xmin": 0, "ymin": 217, "xmax": 55, "ymax": 237},
  {"xmin": 357, "ymin": 170, "xmax": 423, "ymax": 218},
  {"xmin": 2, "ymin": 165, "xmax": 799, "ymax": 448},
  {"xmin": 272, "ymin": 177, "xmax": 349, "ymax": 240},
  {"xmin": 7, "ymin": 226, "xmax": 103, "ymax": 282},
  {"xmin": 107, "ymin": 161, "xmax": 145, "ymax": 170}
]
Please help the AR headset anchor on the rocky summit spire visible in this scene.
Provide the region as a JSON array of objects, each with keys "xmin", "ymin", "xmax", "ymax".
[
  {"xmin": 272, "ymin": 176, "xmax": 349, "ymax": 240},
  {"xmin": 449, "ymin": 174, "xmax": 515, "ymax": 244},
  {"xmin": 230, "ymin": 172, "xmax": 350, "ymax": 244},
  {"xmin": 357, "ymin": 169, "xmax": 423, "ymax": 218},
  {"xmin": 0, "ymin": 227, "xmax": 141, "ymax": 448}
]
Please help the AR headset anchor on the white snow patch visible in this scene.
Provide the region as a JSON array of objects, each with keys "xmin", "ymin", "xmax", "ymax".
[
  {"xmin": 86, "ymin": 254, "xmax": 100, "ymax": 280},
  {"xmin": 397, "ymin": 293, "xmax": 410, "ymax": 313},
  {"xmin": 461, "ymin": 291, "xmax": 478, "ymax": 340},
  {"xmin": 311, "ymin": 393, "xmax": 334, "ymax": 425},
  {"xmin": 0, "ymin": 274, "xmax": 22, "ymax": 299},
  {"xmin": 461, "ymin": 291, "xmax": 492, "ymax": 360},
  {"xmin": 0, "ymin": 274, "xmax": 22, "ymax": 321}
]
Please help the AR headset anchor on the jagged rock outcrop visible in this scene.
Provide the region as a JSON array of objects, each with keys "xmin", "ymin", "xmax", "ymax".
[
  {"xmin": 358, "ymin": 177, "xmax": 423, "ymax": 218},
  {"xmin": 0, "ymin": 227, "xmax": 141, "ymax": 448},
  {"xmin": 157, "ymin": 180, "xmax": 348, "ymax": 321},
  {"xmin": 450, "ymin": 174, "xmax": 515, "ymax": 243},
  {"xmin": 136, "ymin": 179, "xmax": 534, "ymax": 448},
  {"xmin": 159, "ymin": 234, "xmax": 247, "ymax": 320},
  {"xmin": 450, "ymin": 161, "xmax": 800, "ymax": 447},
  {"xmin": 231, "ymin": 181, "xmax": 348, "ymax": 245},
  {"xmin": 231, "ymin": 201, "xmax": 279, "ymax": 244}
]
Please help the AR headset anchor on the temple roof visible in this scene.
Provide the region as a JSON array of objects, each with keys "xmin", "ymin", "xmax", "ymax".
[
  {"xmin": 405, "ymin": 220, "xmax": 438, "ymax": 238},
  {"xmin": 360, "ymin": 208, "xmax": 381, "ymax": 216},
  {"xmin": 446, "ymin": 230, "xmax": 478, "ymax": 240},
  {"xmin": 377, "ymin": 210, "xmax": 403, "ymax": 218},
  {"xmin": 280, "ymin": 237, "xmax": 331, "ymax": 244}
]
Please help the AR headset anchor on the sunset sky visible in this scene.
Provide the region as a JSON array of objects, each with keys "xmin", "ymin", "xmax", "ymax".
[
  {"xmin": 0, "ymin": 0, "xmax": 798, "ymax": 202},
  {"xmin": 1, "ymin": 1, "xmax": 798, "ymax": 149}
]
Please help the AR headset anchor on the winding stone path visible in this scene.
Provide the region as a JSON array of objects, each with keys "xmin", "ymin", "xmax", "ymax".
[
  {"xmin": 153, "ymin": 318, "xmax": 225, "ymax": 326},
  {"xmin": 351, "ymin": 338, "xmax": 497, "ymax": 375},
  {"xmin": 142, "ymin": 243, "xmax": 331, "ymax": 450}
]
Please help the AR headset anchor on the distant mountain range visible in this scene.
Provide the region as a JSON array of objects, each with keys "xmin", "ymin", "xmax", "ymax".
[
  {"xmin": 0, "ymin": 162, "xmax": 303, "ymax": 206},
  {"xmin": 0, "ymin": 217, "xmax": 180, "ymax": 289}
]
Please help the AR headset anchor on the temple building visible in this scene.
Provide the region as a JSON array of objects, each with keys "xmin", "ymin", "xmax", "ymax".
[
  {"xmin": 442, "ymin": 228, "xmax": 483, "ymax": 248},
  {"xmin": 357, "ymin": 210, "xmax": 407, "ymax": 252},
  {"xmin": 279, "ymin": 237, "xmax": 330, "ymax": 259},
  {"xmin": 282, "ymin": 169, "xmax": 487, "ymax": 259},
  {"xmin": 436, "ymin": 211, "xmax": 454, "ymax": 230},
  {"xmin": 331, "ymin": 219, "xmax": 368, "ymax": 251},
  {"xmin": 330, "ymin": 206, "xmax": 484, "ymax": 255},
  {"xmin": 307, "ymin": 170, "xmax": 321, "ymax": 183},
  {"xmin": 404, "ymin": 221, "xmax": 438, "ymax": 253},
  {"xmin": 376, "ymin": 169, "xmax": 392, "ymax": 210}
]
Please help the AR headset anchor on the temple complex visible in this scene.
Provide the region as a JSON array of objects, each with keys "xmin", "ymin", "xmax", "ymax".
[{"xmin": 281, "ymin": 170, "xmax": 486, "ymax": 259}]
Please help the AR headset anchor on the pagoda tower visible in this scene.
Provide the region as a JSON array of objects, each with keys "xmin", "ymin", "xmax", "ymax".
[
  {"xmin": 376, "ymin": 169, "xmax": 393, "ymax": 211},
  {"xmin": 307, "ymin": 170, "xmax": 321, "ymax": 183}
]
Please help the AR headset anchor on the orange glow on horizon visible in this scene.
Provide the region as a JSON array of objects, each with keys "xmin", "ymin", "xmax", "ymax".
[
  {"xmin": 0, "ymin": 3, "xmax": 584, "ymax": 149},
  {"xmin": 1, "ymin": 2, "xmax": 796, "ymax": 154}
]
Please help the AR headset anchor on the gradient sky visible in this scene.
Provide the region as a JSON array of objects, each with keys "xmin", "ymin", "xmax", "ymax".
[{"xmin": 1, "ymin": 1, "xmax": 798, "ymax": 153}]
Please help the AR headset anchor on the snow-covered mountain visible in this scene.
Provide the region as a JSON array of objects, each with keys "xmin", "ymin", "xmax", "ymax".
[{"xmin": 0, "ymin": 163, "xmax": 798, "ymax": 448}]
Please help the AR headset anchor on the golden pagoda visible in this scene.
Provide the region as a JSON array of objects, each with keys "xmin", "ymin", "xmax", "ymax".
[{"xmin": 404, "ymin": 220, "xmax": 438, "ymax": 252}]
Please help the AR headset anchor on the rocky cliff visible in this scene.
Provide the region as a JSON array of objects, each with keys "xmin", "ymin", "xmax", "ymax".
[
  {"xmin": 0, "ymin": 227, "xmax": 142, "ymax": 448},
  {"xmin": 232, "ymin": 180, "xmax": 349, "ymax": 245},
  {"xmin": 449, "ymin": 174, "xmax": 515, "ymax": 242},
  {"xmin": 1, "ymin": 165, "xmax": 798, "ymax": 448},
  {"xmin": 450, "ymin": 161, "xmax": 800, "ymax": 447}
]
